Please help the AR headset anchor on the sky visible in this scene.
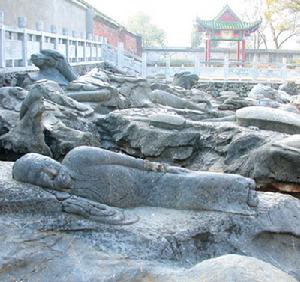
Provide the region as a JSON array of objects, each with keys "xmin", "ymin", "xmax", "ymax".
[
  {"xmin": 86, "ymin": 0, "xmax": 251, "ymax": 46},
  {"xmin": 86, "ymin": 0, "xmax": 298, "ymax": 48}
]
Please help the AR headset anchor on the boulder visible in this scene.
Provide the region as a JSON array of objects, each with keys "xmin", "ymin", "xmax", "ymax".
[
  {"xmin": 236, "ymin": 106, "xmax": 300, "ymax": 134},
  {"xmin": 149, "ymin": 90, "xmax": 207, "ymax": 111},
  {"xmin": 279, "ymin": 81, "xmax": 298, "ymax": 96},
  {"xmin": 28, "ymin": 49, "xmax": 78, "ymax": 86},
  {"xmin": 173, "ymin": 72, "xmax": 199, "ymax": 90},
  {"xmin": 239, "ymin": 135, "xmax": 300, "ymax": 190},
  {"xmin": 0, "ymin": 159, "xmax": 299, "ymax": 279},
  {"xmin": 248, "ymin": 84, "xmax": 277, "ymax": 100},
  {"xmin": 0, "ymin": 84, "xmax": 52, "ymax": 157},
  {"xmin": 149, "ymin": 113, "xmax": 187, "ymax": 130},
  {"xmin": 13, "ymin": 146, "xmax": 258, "ymax": 214},
  {"xmin": 155, "ymin": 255, "xmax": 297, "ymax": 282}
]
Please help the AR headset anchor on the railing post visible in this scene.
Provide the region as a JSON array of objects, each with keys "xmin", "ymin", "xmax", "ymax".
[
  {"xmin": 75, "ymin": 39, "xmax": 79, "ymax": 63},
  {"xmin": 142, "ymin": 52, "xmax": 147, "ymax": 78},
  {"xmin": 18, "ymin": 17, "xmax": 28, "ymax": 67},
  {"xmin": 36, "ymin": 21, "xmax": 44, "ymax": 51},
  {"xmin": 224, "ymin": 56, "xmax": 229, "ymax": 82},
  {"xmin": 194, "ymin": 51, "xmax": 201, "ymax": 75},
  {"xmin": 87, "ymin": 33, "xmax": 92, "ymax": 61},
  {"xmin": 83, "ymin": 40, "xmax": 86, "ymax": 61},
  {"xmin": 50, "ymin": 25, "xmax": 58, "ymax": 50},
  {"xmin": 117, "ymin": 42, "xmax": 124, "ymax": 69},
  {"xmin": 62, "ymin": 28, "xmax": 69, "ymax": 61},
  {"xmin": 100, "ymin": 43, "xmax": 106, "ymax": 61},
  {"xmin": 165, "ymin": 53, "xmax": 171, "ymax": 78},
  {"xmin": 0, "ymin": 11, "xmax": 5, "ymax": 68}
]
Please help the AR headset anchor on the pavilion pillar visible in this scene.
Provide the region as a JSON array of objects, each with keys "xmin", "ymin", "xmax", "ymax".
[
  {"xmin": 207, "ymin": 39, "xmax": 211, "ymax": 66},
  {"xmin": 242, "ymin": 38, "xmax": 246, "ymax": 66},
  {"xmin": 237, "ymin": 41, "xmax": 240, "ymax": 66},
  {"xmin": 205, "ymin": 39, "xmax": 208, "ymax": 66}
]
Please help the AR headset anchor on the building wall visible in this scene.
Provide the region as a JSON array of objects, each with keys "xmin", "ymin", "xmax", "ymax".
[
  {"xmin": 120, "ymin": 30, "xmax": 142, "ymax": 56},
  {"xmin": 0, "ymin": 0, "xmax": 142, "ymax": 56},
  {"xmin": 93, "ymin": 17, "xmax": 142, "ymax": 56},
  {"xmin": 93, "ymin": 19, "xmax": 120, "ymax": 47},
  {"xmin": 0, "ymin": 0, "xmax": 87, "ymax": 36}
]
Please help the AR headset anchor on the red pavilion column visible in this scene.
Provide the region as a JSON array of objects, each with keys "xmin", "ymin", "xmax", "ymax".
[
  {"xmin": 207, "ymin": 39, "xmax": 211, "ymax": 66},
  {"xmin": 242, "ymin": 37, "xmax": 246, "ymax": 67},
  {"xmin": 237, "ymin": 41, "xmax": 240, "ymax": 66},
  {"xmin": 205, "ymin": 39, "xmax": 208, "ymax": 65}
]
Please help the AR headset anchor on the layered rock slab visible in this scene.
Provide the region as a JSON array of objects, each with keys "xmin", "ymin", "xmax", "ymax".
[
  {"xmin": 1, "ymin": 160, "xmax": 300, "ymax": 279},
  {"xmin": 236, "ymin": 106, "xmax": 300, "ymax": 134}
]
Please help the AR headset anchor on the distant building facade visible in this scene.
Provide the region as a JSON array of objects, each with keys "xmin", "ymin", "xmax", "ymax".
[{"xmin": 0, "ymin": 0, "xmax": 142, "ymax": 56}]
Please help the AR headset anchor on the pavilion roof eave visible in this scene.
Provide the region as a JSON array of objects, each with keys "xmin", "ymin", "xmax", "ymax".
[{"xmin": 196, "ymin": 19, "xmax": 262, "ymax": 33}]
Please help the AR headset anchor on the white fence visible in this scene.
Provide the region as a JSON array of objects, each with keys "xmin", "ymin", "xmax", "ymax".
[
  {"xmin": 145, "ymin": 64, "xmax": 300, "ymax": 83},
  {"xmin": 0, "ymin": 16, "xmax": 142, "ymax": 74},
  {"xmin": 144, "ymin": 63, "xmax": 300, "ymax": 83}
]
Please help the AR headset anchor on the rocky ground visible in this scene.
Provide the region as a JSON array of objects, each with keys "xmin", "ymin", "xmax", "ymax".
[{"xmin": 0, "ymin": 50, "xmax": 299, "ymax": 281}]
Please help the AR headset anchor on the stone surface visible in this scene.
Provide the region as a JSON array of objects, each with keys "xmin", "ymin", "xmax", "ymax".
[
  {"xmin": 248, "ymin": 84, "xmax": 277, "ymax": 100},
  {"xmin": 13, "ymin": 147, "xmax": 258, "ymax": 214},
  {"xmin": 173, "ymin": 72, "xmax": 199, "ymax": 90},
  {"xmin": 0, "ymin": 154, "xmax": 300, "ymax": 280},
  {"xmin": 1, "ymin": 160, "xmax": 300, "ymax": 280},
  {"xmin": 1, "ymin": 56, "xmax": 300, "ymax": 281},
  {"xmin": 238, "ymin": 135, "xmax": 300, "ymax": 187},
  {"xmin": 0, "ymin": 84, "xmax": 52, "ymax": 157},
  {"xmin": 29, "ymin": 49, "xmax": 78, "ymax": 86},
  {"xmin": 279, "ymin": 81, "xmax": 299, "ymax": 96},
  {"xmin": 236, "ymin": 106, "xmax": 300, "ymax": 134}
]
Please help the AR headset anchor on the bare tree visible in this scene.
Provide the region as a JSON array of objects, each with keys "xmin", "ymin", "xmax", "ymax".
[{"xmin": 264, "ymin": 0, "xmax": 300, "ymax": 49}]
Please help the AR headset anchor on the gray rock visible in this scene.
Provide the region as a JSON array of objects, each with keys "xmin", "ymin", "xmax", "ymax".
[
  {"xmin": 1, "ymin": 160, "xmax": 300, "ymax": 279},
  {"xmin": 236, "ymin": 106, "xmax": 300, "ymax": 134},
  {"xmin": 149, "ymin": 113, "xmax": 187, "ymax": 129},
  {"xmin": 0, "ymin": 84, "xmax": 52, "ymax": 156},
  {"xmin": 239, "ymin": 135, "xmax": 300, "ymax": 187},
  {"xmin": 154, "ymin": 254, "xmax": 297, "ymax": 282},
  {"xmin": 173, "ymin": 72, "xmax": 199, "ymax": 90},
  {"xmin": 29, "ymin": 49, "xmax": 78, "ymax": 86},
  {"xmin": 279, "ymin": 81, "xmax": 298, "ymax": 96},
  {"xmin": 248, "ymin": 84, "xmax": 277, "ymax": 100},
  {"xmin": 0, "ymin": 87, "xmax": 27, "ymax": 112},
  {"xmin": 149, "ymin": 90, "xmax": 207, "ymax": 111},
  {"xmin": 13, "ymin": 146, "xmax": 258, "ymax": 214},
  {"xmin": 0, "ymin": 161, "xmax": 61, "ymax": 213}
]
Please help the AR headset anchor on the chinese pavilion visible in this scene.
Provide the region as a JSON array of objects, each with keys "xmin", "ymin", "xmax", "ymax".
[{"xmin": 196, "ymin": 5, "xmax": 261, "ymax": 66}]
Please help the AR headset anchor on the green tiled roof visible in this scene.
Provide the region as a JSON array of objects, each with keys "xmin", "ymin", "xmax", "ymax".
[{"xmin": 197, "ymin": 19, "xmax": 261, "ymax": 32}]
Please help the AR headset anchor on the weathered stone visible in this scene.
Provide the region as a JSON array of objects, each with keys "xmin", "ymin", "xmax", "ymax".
[
  {"xmin": 248, "ymin": 84, "xmax": 277, "ymax": 100},
  {"xmin": 173, "ymin": 72, "xmax": 199, "ymax": 90},
  {"xmin": 0, "ymin": 161, "xmax": 61, "ymax": 213},
  {"xmin": 149, "ymin": 113, "xmax": 187, "ymax": 129},
  {"xmin": 13, "ymin": 146, "xmax": 258, "ymax": 214},
  {"xmin": 279, "ymin": 81, "xmax": 298, "ymax": 96},
  {"xmin": 29, "ymin": 49, "xmax": 78, "ymax": 86},
  {"xmin": 154, "ymin": 255, "xmax": 297, "ymax": 282},
  {"xmin": 0, "ymin": 85, "xmax": 52, "ymax": 157},
  {"xmin": 239, "ymin": 135, "xmax": 300, "ymax": 186},
  {"xmin": 149, "ymin": 90, "xmax": 207, "ymax": 111},
  {"xmin": 236, "ymin": 106, "xmax": 300, "ymax": 134}
]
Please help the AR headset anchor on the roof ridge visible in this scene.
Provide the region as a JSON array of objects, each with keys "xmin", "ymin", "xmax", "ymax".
[{"xmin": 214, "ymin": 4, "xmax": 241, "ymax": 23}]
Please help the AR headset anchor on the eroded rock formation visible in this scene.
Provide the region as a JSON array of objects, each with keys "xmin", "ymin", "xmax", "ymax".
[{"xmin": 0, "ymin": 50, "xmax": 299, "ymax": 281}]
